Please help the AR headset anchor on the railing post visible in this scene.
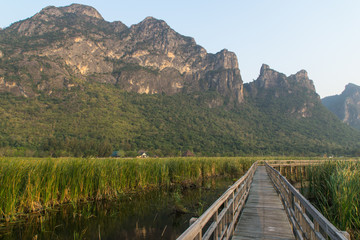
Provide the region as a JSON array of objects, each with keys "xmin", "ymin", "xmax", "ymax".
[
  {"xmin": 214, "ymin": 210, "xmax": 219, "ymax": 240},
  {"xmin": 220, "ymin": 209, "xmax": 223, "ymax": 238},
  {"xmin": 230, "ymin": 191, "xmax": 235, "ymax": 236},
  {"xmin": 342, "ymin": 231, "xmax": 351, "ymax": 240},
  {"xmin": 224, "ymin": 199, "xmax": 229, "ymax": 239},
  {"xmin": 189, "ymin": 217, "xmax": 198, "ymax": 226},
  {"xmin": 305, "ymin": 219, "xmax": 312, "ymax": 240},
  {"xmin": 314, "ymin": 220, "xmax": 319, "ymax": 233},
  {"xmin": 225, "ymin": 199, "xmax": 229, "ymax": 239},
  {"xmin": 311, "ymin": 220, "xmax": 320, "ymax": 239},
  {"xmin": 294, "ymin": 199, "xmax": 298, "ymax": 233},
  {"xmin": 298, "ymin": 204, "xmax": 305, "ymax": 238}
]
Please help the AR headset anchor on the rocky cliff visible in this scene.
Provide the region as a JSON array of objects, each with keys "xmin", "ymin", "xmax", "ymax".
[
  {"xmin": 0, "ymin": 4, "xmax": 243, "ymax": 102},
  {"xmin": 322, "ymin": 83, "xmax": 360, "ymax": 130},
  {"xmin": 1, "ymin": 4, "xmax": 360, "ymax": 157},
  {"xmin": 244, "ymin": 64, "xmax": 319, "ymax": 118}
]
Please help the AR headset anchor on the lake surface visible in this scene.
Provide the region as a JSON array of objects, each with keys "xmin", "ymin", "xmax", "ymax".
[{"xmin": 0, "ymin": 177, "xmax": 235, "ymax": 240}]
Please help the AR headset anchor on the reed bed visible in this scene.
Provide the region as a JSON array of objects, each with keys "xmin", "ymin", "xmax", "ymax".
[
  {"xmin": 0, "ymin": 157, "xmax": 254, "ymax": 222},
  {"xmin": 308, "ymin": 160, "xmax": 360, "ymax": 239}
]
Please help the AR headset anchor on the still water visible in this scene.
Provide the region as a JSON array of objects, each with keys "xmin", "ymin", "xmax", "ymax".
[{"xmin": 0, "ymin": 177, "xmax": 234, "ymax": 240}]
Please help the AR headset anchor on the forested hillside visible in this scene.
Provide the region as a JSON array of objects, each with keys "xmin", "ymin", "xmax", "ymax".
[
  {"xmin": 0, "ymin": 4, "xmax": 359, "ymax": 157},
  {"xmin": 1, "ymin": 80, "xmax": 359, "ymax": 157}
]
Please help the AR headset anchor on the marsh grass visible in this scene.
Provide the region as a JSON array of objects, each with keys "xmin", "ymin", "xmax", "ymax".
[
  {"xmin": 0, "ymin": 157, "xmax": 254, "ymax": 222},
  {"xmin": 308, "ymin": 160, "xmax": 360, "ymax": 239}
]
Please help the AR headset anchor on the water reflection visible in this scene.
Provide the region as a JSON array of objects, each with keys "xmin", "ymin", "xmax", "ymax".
[{"xmin": 0, "ymin": 177, "xmax": 234, "ymax": 240}]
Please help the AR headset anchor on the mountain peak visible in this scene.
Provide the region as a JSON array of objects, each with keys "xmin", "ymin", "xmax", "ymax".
[
  {"xmin": 143, "ymin": 16, "xmax": 163, "ymax": 22},
  {"xmin": 40, "ymin": 4, "xmax": 104, "ymax": 20},
  {"xmin": 129, "ymin": 16, "xmax": 172, "ymax": 39},
  {"xmin": 260, "ymin": 64, "xmax": 270, "ymax": 74},
  {"xmin": 214, "ymin": 49, "xmax": 239, "ymax": 69},
  {"xmin": 341, "ymin": 83, "xmax": 360, "ymax": 98},
  {"xmin": 258, "ymin": 64, "xmax": 282, "ymax": 77},
  {"xmin": 132, "ymin": 16, "xmax": 170, "ymax": 32},
  {"xmin": 256, "ymin": 64, "xmax": 315, "ymax": 92},
  {"xmin": 245, "ymin": 65, "xmax": 320, "ymax": 119},
  {"xmin": 289, "ymin": 69, "xmax": 315, "ymax": 92},
  {"xmin": 322, "ymin": 83, "xmax": 360, "ymax": 129},
  {"xmin": 295, "ymin": 69, "xmax": 308, "ymax": 78},
  {"xmin": 11, "ymin": 4, "xmax": 105, "ymax": 36},
  {"xmin": 257, "ymin": 64, "xmax": 286, "ymax": 88},
  {"xmin": 345, "ymin": 83, "xmax": 359, "ymax": 91},
  {"xmin": 30, "ymin": 4, "xmax": 104, "ymax": 24},
  {"xmin": 138, "ymin": 16, "xmax": 167, "ymax": 26},
  {"xmin": 290, "ymin": 69, "xmax": 308, "ymax": 80}
]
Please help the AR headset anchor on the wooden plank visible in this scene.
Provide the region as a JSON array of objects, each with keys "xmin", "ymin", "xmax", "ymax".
[
  {"xmin": 177, "ymin": 162, "xmax": 258, "ymax": 240},
  {"xmin": 265, "ymin": 163, "xmax": 349, "ymax": 240},
  {"xmin": 232, "ymin": 166, "xmax": 295, "ymax": 240}
]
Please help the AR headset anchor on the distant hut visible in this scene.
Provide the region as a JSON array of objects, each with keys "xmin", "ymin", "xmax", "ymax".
[
  {"xmin": 183, "ymin": 150, "xmax": 195, "ymax": 157},
  {"xmin": 137, "ymin": 150, "xmax": 148, "ymax": 158}
]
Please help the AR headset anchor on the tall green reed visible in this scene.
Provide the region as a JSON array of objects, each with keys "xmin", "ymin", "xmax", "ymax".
[
  {"xmin": 0, "ymin": 157, "xmax": 254, "ymax": 221},
  {"xmin": 308, "ymin": 160, "xmax": 360, "ymax": 239}
]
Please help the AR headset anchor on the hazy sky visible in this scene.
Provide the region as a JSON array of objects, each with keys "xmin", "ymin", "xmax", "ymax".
[{"xmin": 1, "ymin": 0, "xmax": 359, "ymax": 97}]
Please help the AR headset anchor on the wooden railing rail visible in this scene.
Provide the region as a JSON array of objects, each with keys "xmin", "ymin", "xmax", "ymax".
[
  {"xmin": 265, "ymin": 162, "xmax": 350, "ymax": 240},
  {"xmin": 266, "ymin": 159, "xmax": 359, "ymax": 167},
  {"xmin": 268, "ymin": 162, "xmax": 322, "ymax": 167},
  {"xmin": 176, "ymin": 161, "xmax": 258, "ymax": 240}
]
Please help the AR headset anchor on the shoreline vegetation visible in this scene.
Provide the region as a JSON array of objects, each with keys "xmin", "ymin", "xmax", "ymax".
[
  {"xmin": 0, "ymin": 157, "xmax": 257, "ymax": 222},
  {"xmin": 1, "ymin": 157, "xmax": 359, "ymax": 239},
  {"xmin": 307, "ymin": 160, "xmax": 360, "ymax": 239}
]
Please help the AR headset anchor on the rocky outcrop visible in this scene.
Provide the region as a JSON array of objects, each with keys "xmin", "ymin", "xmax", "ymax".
[
  {"xmin": 250, "ymin": 64, "xmax": 316, "ymax": 93},
  {"xmin": 245, "ymin": 64, "xmax": 319, "ymax": 118},
  {"xmin": 322, "ymin": 83, "xmax": 360, "ymax": 130},
  {"xmin": 251, "ymin": 64, "xmax": 288, "ymax": 90},
  {"xmin": 13, "ymin": 4, "xmax": 104, "ymax": 37},
  {"xmin": 0, "ymin": 4, "xmax": 243, "ymax": 103},
  {"xmin": 289, "ymin": 70, "xmax": 316, "ymax": 92}
]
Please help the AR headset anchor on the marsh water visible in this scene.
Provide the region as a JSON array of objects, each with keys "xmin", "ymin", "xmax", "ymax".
[{"xmin": 0, "ymin": 177, "xmax": 235, "ymax": 240}]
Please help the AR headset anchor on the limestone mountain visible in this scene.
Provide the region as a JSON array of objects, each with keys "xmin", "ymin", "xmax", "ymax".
[
  {"xmin": 0, "ymin": 4, "xmax": 243, "ymax": 103},
  {"xmin": 245, "ymin": 64, "xmax": 319, "ymax": 118},
  {"xmin": 0, "ymin": 4, "xmax": 359, "ymax": 157},
  {"xmin": 322, "ymin": 83, "xmax": 360, "ymax": 130}
]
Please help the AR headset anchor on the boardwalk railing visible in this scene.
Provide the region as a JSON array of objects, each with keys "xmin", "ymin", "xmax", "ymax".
[
  {"xmin": 265, "ymin": 162, "xmax": 350, "ymax": 240},
  {"xmin": 177, "ymin": 161, "xmax": 258, "ymax": 240}
]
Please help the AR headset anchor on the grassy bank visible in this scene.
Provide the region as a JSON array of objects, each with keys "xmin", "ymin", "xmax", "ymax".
[
  {"xmin": 308, "ymin": 160, "xmax": 360, "ymax": 239},
  {"xmin": 0, "ymin": 157, "xmax": 255, "ymax": 222}
]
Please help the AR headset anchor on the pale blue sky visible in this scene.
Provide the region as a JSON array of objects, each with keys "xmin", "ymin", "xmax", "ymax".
[{"xmin": 1, "ymin": 0, "xmax": 359, "ymax": 97}]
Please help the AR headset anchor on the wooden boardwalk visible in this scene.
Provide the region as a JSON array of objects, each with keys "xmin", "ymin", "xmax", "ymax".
[{"xmin": 232, "ymin": 166, "xmax": 295, "ymax": 240}]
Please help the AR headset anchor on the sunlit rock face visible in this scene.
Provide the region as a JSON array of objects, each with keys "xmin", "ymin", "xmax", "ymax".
[{"xmin": 0, "ymin": 4, "xmax": 243, "ymax": 103}]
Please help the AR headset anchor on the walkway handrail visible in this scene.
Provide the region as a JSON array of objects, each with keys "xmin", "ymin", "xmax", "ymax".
[
  {"xmin": 265, "ymin": 162, "xmax": 350, "ymax": 240},
  {"xmin": 266, "ymin": 159, "xmax": 359, "ymax": 168},
  {"xmin": 177, "ymin": 161, "xmax": 258, "ymax": 240}
]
